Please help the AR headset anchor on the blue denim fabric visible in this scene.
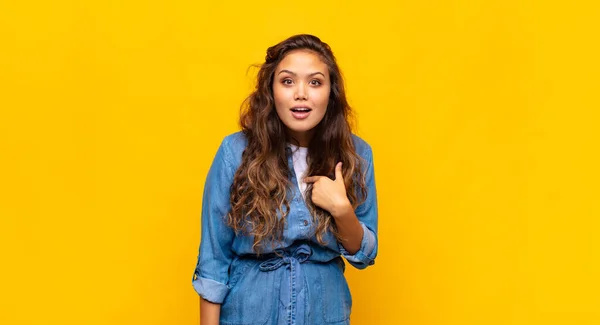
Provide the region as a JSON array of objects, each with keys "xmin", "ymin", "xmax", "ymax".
[{"xmin": 192, "ymin": 131, "xmax": 378, "ymax": 325}]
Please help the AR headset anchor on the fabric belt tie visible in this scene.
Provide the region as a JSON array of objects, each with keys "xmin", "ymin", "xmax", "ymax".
[{"xmin": 258, "ymin": 244, "xmax": 312, "ymax": 272}]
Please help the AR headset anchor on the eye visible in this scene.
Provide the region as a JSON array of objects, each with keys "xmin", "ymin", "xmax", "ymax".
[
  {"xmin": 310, "ymin": 79, "xmax": 322, "ymax": 86},
  {"xmin": 282, "ymin": 78, "xmax": 293, "ymax": 85}
]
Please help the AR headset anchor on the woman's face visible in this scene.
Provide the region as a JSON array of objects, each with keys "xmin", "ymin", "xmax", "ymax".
[{"xmin": 273, "ymin": 50, "xmax": 331, "ymax": 147}]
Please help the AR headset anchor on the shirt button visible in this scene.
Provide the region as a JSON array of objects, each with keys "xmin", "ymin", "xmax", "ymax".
[{"xmin": 303, "ymin": 220, "xmax": 309, "ymax": 226}]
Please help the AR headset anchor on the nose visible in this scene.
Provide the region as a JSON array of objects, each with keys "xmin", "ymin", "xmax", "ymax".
[{"xmin": 294, "ymin": 83, "xmax": 308, "ymax": 100}]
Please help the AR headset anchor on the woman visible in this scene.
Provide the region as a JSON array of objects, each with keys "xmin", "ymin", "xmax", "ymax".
[{"xmin": 192, "ymin": 34, "xmax": 378, "ymax": 325}]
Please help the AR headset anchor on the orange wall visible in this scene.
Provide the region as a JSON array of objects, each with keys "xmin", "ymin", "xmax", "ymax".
[{"xmin": 1, "ymin": 1, "xmax": 599, "ymax": 324}]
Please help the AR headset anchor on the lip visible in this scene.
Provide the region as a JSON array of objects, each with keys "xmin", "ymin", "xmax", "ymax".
[{"xmin": 290, "ymin": 107, "xmax": 312, "ymax": 120}]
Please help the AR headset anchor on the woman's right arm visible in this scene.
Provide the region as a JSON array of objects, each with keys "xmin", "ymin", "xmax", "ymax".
[
  {"xmin": 192, "ymin": 136, "xmax": 238, "ymax": 323},
  {"xmin": 200, "ymin": 298, "xmax": 221, "ymax": 325}
]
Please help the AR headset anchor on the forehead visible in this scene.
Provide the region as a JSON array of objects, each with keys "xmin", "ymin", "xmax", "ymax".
[{"xmin": 276, "ymin": 50, "xmax": 328, "ymax": 75}]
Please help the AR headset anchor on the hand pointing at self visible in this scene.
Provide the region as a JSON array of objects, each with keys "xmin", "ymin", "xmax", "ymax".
[{"xmin": 303, "ymin": 162, "xmax": 352, "ymax": 219}]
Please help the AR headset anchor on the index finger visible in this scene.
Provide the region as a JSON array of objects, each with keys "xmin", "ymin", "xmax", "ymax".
[{"xmin": 303, "ymin": 176, "xmax": 324, "ymax": 183}]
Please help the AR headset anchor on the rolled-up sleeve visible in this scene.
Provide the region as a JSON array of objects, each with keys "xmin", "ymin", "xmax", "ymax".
[
  {"xmin": 192, "ymin": 137, "xmax": 236, "ymax": 303},
  {"xmin": 340, "ymin": 146, "xmax": 378, "ymax": 269}
]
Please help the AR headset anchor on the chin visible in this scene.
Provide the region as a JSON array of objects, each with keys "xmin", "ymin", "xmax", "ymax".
[{"xmin": 288, "ymin": 123, "xmax": 318, "ymax": 133}]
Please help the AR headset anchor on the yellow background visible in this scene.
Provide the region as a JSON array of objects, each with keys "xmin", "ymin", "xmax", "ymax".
[{"xmin": 1, "ymin": 0, "xmax": 599, "ymax": 324}]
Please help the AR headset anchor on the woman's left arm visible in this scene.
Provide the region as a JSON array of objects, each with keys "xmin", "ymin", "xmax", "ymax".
[{"xmin": 304, "ymin": 148, "xmax": 378, "ymax": 268}]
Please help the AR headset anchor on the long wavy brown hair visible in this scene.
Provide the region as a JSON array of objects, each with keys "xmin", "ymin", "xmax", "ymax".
[{"xmin": 227, "ymin": 34, "xmax": 368, "ymax": 252}]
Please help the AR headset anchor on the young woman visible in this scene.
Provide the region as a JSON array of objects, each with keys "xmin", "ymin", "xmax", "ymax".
[{"xmin": 192, "ymin": 34, "xmax": 378, "ymax": 325}]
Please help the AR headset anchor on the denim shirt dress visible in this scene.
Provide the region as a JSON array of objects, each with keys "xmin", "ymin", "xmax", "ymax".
[{"xmin": 192, "ymin": 132, "xmax": 378, "ymax": 325}]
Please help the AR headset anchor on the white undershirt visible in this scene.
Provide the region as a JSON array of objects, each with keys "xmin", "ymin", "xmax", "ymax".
[{"xmin": 288, "ymin": 143, "xmax": 309, "ymax": 200}]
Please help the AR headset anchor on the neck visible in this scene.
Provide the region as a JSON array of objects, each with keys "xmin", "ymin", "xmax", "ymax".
[{"xmin": 286, "ymin": 129, "xmax": 314, "ymax": 148}]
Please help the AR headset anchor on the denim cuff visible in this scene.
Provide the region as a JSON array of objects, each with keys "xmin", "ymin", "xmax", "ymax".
[
  {"xmin": 339, "ymin": 222, "xmax": 377, "ymax": 269},
  {"xmin": 192, "ymin": 276, "xmax": 229, "ymax": 304}
]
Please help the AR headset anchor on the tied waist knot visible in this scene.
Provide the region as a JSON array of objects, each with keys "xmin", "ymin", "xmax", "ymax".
[{"xmin": 258, "ymin": 244, "xmax": 312, "ymax": 272}]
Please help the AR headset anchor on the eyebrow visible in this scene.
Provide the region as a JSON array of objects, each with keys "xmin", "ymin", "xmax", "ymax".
[{"xmin": 277, "ymin": 69, "xmax": 326, "ymax": 78}]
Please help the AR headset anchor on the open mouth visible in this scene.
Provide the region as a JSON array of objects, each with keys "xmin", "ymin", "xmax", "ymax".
[
  {"xmin": 290, "ymin": 108, "xmax": 312, "ymax": 113},
  {"xmin": 290, "ymin": 107, "xmax": 312, "ymax": 120}
]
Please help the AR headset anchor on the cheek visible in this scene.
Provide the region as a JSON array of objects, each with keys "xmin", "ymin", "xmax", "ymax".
[
  {"xmin": 313, "ymin": 88, "xmax": 331, "ymax": 110},
  {"xmin": 274, "ymin": 86, "xmax": 293, "ymax": 103},
  {"xmin": 272, "ymin": 85, "xmax": 282, "ymax": 102},
  {"xmin": 273, "ymin": 87, "xmax": 287, "ymax": 112}
]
